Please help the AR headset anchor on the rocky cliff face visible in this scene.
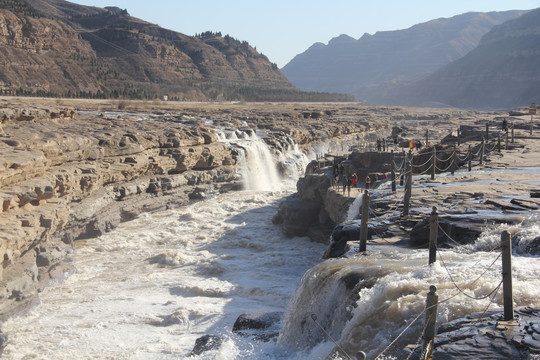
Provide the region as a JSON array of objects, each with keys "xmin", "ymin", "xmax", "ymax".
[
  {"xmin": 0, "ymin": 105, "xmax": 241, "ymax": 317},
  {"xmin": 0, "ymin": 99, "xmax": 389, "ymax": 319},
  {"xmin": 0, "ymin": 0, "xmax": 298, "ymax": 101}
]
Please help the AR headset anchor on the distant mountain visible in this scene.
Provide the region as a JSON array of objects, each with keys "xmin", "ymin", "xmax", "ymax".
[
  {"xmin": 281, "ymin": 11, "xmax": 527, "ymax": 104},
  {"xmin": 0, "ymin": 0, "xmax": 351, "ymax": 101},
  {"xmin": 385, "ymin": 8, "xmax": 540, "ymax": 109}
]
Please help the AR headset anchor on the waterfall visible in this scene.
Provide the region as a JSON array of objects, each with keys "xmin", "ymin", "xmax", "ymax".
[
  {"xmin": 237, "ymin": 139, "xmax": 281, "ymax": 191},
  {"xmin": 277, "ymin": 218, "xmax": 540, "ymax": 359},
  {"xmin": 346, "ymin": 194, "xmax": 363, "ymax": 220},
  {"xmin": 217, "ymin": 129, "xmax": 308, "ymax": 191}
]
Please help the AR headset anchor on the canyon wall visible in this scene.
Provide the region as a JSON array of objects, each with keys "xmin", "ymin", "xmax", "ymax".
[
  {"xmin": 0, "ymin": 106, "xmax": 242, "ymax": 317},
  {"xmin": 0, "ymin": 100, "xmax": 385, "ymax": 318}
]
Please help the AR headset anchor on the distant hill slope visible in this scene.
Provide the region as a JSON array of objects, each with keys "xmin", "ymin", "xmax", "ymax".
[
  {"xmin": 0, "ymin": 0, "xmax": 351, "ymax": 101},
  {"xmin": 281, "ymin": 11, "xmax": 526, "ymax": 104},
  {"xmin": 385, "ymin": 8, "xmax": 540, "ymax": 109}
]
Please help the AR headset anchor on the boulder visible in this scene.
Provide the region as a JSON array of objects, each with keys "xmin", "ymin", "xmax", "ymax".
[
  {"xmin": 232, "ymin": 312, "xmax": 282, "ymax": 342},
  {"xmin": 275, "ymin": 195, "xmax": 321, "ymax": 238},
  {"xmin": 323, "ymin": 221, "xmax": 359, "ymax": 258},
  {"xmin": 190, "ymin": 335, "xmax": 223, "ymax": 356},
  {"xmin": 410, "ymin": 217, "xmax": 483, "ymax": 247}
]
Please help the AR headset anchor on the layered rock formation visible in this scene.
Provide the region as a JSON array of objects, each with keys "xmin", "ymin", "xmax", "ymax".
[
  {"xmin": 1, "ymin": 0, "xmax": 343, "ymax": 102},
  {"xmin": 0, "ymin": 104, "xmax": 241, "ymax": 317},
  {"xmin": 0, "ymin": 98, "xmax": 391, "ymax": 319}
]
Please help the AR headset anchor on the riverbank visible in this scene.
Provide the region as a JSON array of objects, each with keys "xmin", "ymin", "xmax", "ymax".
[
  {"xmin": 1, "ymin": 97, "xmax": 492, "ymax": 321},
  {"xmin": 282, "ymin": 111, "xmax": 540, "ymax": 359},
  {"xmin": 0, "ymin": 97, "xmax": 537, "ymax": 358}
]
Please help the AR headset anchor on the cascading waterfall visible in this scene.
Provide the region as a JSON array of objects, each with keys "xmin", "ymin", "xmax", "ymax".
[
  {"xmin": 0, "ymin": 128, "xmax": 322, "ymax": 359},
  {"xmin": 277, "ymin": 217, "xmax": 540, "ymax": 359},
  {"xmin": 217, "ymin": 129, "xmax": 308, "ymax": 191},
  {"xmin": 5, "ymin": 122, "xmax": 538, "ymax": 360}
]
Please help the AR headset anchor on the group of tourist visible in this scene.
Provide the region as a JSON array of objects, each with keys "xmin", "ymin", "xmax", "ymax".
[
  {"xmin": 408, "ymin": 139, "xmax": 423, "ymax": 151},
  {"xmin": 332, "ymin": 163, "xmax": 373, "ymax": 196},
  {"xmin": 376, "ymin": 136, "xmax": 401, "ymax": 151}
]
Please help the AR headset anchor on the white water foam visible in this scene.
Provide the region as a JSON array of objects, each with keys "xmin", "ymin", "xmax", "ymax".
[
  {"xmin": 279, "ymin": 216, "xmax": 540, "ymax": 359},
  {"xmin": 3, "ymin": 133, "xmax": 540, "ymax": 359},
  {"xmin": 1, "ymin": 189, "xmax": 328, "ymax": 359}
]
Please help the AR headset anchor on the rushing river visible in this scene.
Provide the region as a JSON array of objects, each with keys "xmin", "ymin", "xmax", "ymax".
[{"xmin": 2, "ymin": 132, "xmax": 540, "ymax": 360}]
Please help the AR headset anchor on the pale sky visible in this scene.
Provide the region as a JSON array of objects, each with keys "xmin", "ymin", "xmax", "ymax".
[{"xmin": 70, "ymin": 0, "xmax": 540, "ymax": 68}]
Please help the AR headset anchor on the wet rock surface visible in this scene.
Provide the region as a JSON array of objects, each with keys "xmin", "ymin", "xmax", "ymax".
[
  {"xmin": 232, "ymin": 311, "xmax": 282, "ymax": 342},
  {"xmin": 403, "ymin": 307, "xmax": 540, "ymax": 360},
  {"xmin": 0, "ymin": 98, "xmax": 403, "ymax": 319}
]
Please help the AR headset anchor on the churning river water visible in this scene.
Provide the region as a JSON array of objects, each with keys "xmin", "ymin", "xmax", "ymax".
[{"xmin": 2, "ymin": 133, "xmax": 540, "ymax": 360}]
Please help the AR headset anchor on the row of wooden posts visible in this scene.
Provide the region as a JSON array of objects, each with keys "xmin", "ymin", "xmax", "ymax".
[
  {"xmin": 390, "ymin": 132, "xmax": 509, "ymax": 218},
  {"xmin": 356, "ymin": 197, "xmax": 514, "ymax": 359},
  {"xmin": 422, "ymin": 228, "xmax": 514, "ymax": 359},
  {"xmin": 354, "ymin": 124, "xmax": 524, "ymax": 359}
]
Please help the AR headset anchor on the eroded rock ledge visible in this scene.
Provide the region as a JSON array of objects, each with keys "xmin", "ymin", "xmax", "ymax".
[
  {"xmin": 0, "ymin": 99, "xmax": 398, "ymax": 319},
  {"xmin": 0, "ymin": 107, "xmax": 244, "ymax": 317}
]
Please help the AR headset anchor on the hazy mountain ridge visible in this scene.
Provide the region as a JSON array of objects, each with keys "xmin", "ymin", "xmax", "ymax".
[
  {"xmin": 386, "ymin": 8, "xmax": 540, "ymax": 109},
  {"xmin": 0, "ymin": 0, "xmax": 352, "ymax": 101},
  {"xmin": 281, "ymin": 10, "xmax": 527, "ymax": 105}
]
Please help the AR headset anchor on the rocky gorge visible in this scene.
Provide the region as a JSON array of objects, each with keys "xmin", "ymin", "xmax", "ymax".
[
  {"xmin": 1, "ymin": 97, "xmax": 539, "ymax": 359},
  {"xmin": 0, "ymin": 97, "xmax": 397, "ymax": 319}
]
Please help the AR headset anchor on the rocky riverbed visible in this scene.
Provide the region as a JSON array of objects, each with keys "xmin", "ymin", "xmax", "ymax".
[
  {"xmin": 274, "ymin": 104, "xmax": 540, "ymax": 359},
  {"xmin": 0, "ymin": 97, "xmax": 538, "ymax": 358}
]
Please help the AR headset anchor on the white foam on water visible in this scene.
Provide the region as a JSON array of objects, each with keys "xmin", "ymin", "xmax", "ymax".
[
  {"xmin": 1, "ymin": 189, "xmax": 328, "ymax": 359},
  {"xmin": 2, "ymin": 129, "xmax": 540, "ymax": 360},
  {"xmin": 279, "ymin": 219, "xmax": 540, "ymax": 359}
]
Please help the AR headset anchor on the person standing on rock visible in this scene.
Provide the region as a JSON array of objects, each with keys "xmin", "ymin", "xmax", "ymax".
[
  {"xmin": 347, "ymin": 177, "xmax": 351, "ymax": 196},
  {"xmin": 365, "ymin": 175, "xmax": 371, "ymax": 189},
  {"xmin": 351, "ymin": 173, "xmax": 357, "ymax": 188}
]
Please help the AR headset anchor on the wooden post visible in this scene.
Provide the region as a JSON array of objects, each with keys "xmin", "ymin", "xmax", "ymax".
[
  {"xmin": 457, "ymin": 126, "xmax": 460, "ymax": 146},
  {"xmin": 359, "ymin": 190, "xmax": 370, "ymax": 252},
  {"xmin": 505, "ymin": 131, "xmax": 509, "ymax": 151},
  {"xmin": 422, "ymin": 285, "xmax": 438, "ymax": 359},
  {"xmin": 511, "ymin": 123, "xmax": 514, "ymax": 143},
  {"xmin": 425, "ymin": 129, "xmax": 429, "ymax": 147},
  {"xmin": 403, "ymin": 155, "xmax": 412, "ymax": 217},
  {"xmin": 479, "ymin": 138, "xmax": 484, "ymax": 165},
  {"xmin": 429, "ymin": 207, "xmax": 438, "ymax": 265},
  {"xmin": 498, "ymin": 134, "xmax": 501, "ymax": 153},
  {"xmin": 468, "ymin": 145, "xmax": 472, "ymax": 171},
  {"xmin": 451, "ymin": 147, "xmax": 456, "ymax": 175},
  {"xmin": 486, "ymin": 122, "xmax": 489, "ymax": 139},
  {"xmin": 431, "ymin": 146, "xmax": 436, "ymax": 180},
  {"xmin": 502, "ymin": 230, "xmax": 514, "ymax": 321},
  {"xmin": 391, "ymin": 169, "xmax": 396, "ymax": 192}
]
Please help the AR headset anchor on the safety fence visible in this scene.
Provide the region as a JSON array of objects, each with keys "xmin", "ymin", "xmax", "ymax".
[
  {"xmin": 316, "ymin": 200, "xmax": 514, "ymax": 360},
  {"xmin": 371, "ymin": 224, "xmax": 512, "ymax": 360},
  {"xmin": 313, "ymin": 126, "xmax": 521, "ymax": 359},
  {"xmin": 393, "ymin": 132, "xmax": 506, "ymax": 182},
  {"xmin": 348, "ymin": 189, "xmax": 515, "ymax": 359}
]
